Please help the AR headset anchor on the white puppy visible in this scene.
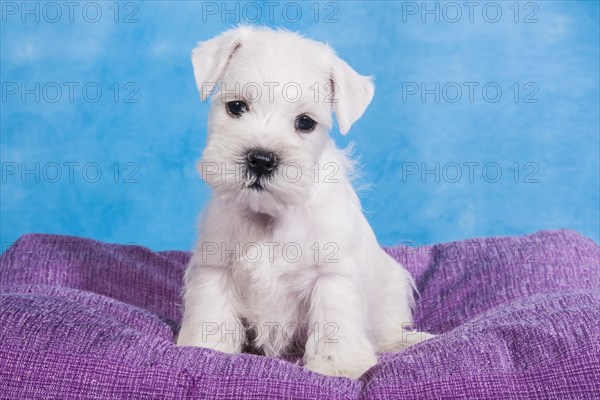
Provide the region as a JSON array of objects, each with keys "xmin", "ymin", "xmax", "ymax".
[{"xmin": 178, "ymin": 26, "xmax": 431, "ymax": 379}]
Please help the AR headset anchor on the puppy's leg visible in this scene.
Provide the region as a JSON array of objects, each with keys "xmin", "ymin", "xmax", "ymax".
[
  {"xmin": 177, "ymin": 261, "xmax": 244, "ymax": 353},
  {"xmin": 303, "ymin": 274, "xmax": 378, "ymax": 379},
  {"xmin": 375, "ymin": 256, "xmax": 434, "ymax": 352}
]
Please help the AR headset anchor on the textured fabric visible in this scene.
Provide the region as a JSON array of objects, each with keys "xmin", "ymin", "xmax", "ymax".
[{"xmin": 0, "ymin": 230, "xmax": 598, "ymax": 399}]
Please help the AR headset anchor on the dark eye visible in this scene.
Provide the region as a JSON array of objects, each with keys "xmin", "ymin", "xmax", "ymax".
[
  {"xmin": 295, "ymin": 115, "xmax": 317, "ymax": 132},
  {"xmin": 226, "ymin": 101, "xmax": 248, "ymax": 117}
]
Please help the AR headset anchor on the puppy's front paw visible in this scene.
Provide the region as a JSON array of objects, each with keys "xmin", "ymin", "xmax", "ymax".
[{"xmin": 304, "ymin": 352, "xmax": 378, "ymax": 379}]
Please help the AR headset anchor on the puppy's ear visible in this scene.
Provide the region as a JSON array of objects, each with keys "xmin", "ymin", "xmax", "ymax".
[
  {"xmin": 191, "ymin": 29, "xmax": 244, "ymax": 100},
  {"xmin": 331, "ymin": 58, "xmax": 375, "ymax": 135}
]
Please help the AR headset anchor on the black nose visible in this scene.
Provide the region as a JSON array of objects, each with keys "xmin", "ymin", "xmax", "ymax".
[{"xmin": 247, "ymin": 149, "xmax": 278, "ymax": 177}]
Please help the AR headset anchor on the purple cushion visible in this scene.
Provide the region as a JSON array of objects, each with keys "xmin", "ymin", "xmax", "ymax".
[{"xmin": 1, "ymin": 230, "xmax": 598, "ymax": 399}]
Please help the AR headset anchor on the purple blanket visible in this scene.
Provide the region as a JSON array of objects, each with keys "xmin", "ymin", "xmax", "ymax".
[{"xmin": 0, "ymin": 230, "xmax": 598, "ymax": 399}]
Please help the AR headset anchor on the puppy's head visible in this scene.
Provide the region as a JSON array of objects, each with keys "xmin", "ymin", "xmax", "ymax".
[{"xmin": 193, "ymin": 26, "xmax": 373, "ymax": 215}]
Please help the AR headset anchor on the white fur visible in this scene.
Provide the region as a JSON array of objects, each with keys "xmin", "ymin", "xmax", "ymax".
[{"xmin": 178, "ymin": 26, "xmax": 432, "ymax": 379}]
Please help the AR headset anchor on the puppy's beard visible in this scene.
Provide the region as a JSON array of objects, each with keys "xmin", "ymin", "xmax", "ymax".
[{"xmin": 199, "ymin": 146, "xmax": 314, "ymax": 215}]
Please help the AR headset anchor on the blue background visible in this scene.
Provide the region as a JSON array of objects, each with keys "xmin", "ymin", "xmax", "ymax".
[{"xmin": 1, "ymin": 1, "xmax": 599, "ymax": 251}]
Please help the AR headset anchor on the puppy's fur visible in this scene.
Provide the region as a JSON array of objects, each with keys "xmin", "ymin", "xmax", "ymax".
[{"xmin": 178, "ymin": 26, "xmax": 432, "ymax": 379}]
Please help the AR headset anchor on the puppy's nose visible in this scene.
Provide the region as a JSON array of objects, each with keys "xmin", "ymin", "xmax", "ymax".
[{"xmin": 247, "ymin": 149, "xmax": 278, "ymax": 176}]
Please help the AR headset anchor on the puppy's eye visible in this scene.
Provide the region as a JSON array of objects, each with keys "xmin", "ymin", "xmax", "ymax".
[
  {"xmin": 226, "ymin": 101, "xmax": 248, "ymax": 117},
  {"xmin": 295, "ymin": 115, "xmax": 317, "ymax": 132}
]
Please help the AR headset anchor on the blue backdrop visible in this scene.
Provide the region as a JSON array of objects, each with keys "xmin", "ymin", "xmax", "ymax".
[{"xmin": 1, "ymin": 1, "xmax": 599, "ymax": 251}]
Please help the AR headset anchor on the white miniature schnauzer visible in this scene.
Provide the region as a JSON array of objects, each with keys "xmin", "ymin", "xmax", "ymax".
[{"xmin": 178, "ymin": 26, "xmax": 432, "ymax": 379}]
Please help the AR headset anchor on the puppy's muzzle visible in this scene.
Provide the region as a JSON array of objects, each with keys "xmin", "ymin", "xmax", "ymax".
[{"xmin": 246, "ymin": 149, "xmax": 278, "ymax": 182}]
